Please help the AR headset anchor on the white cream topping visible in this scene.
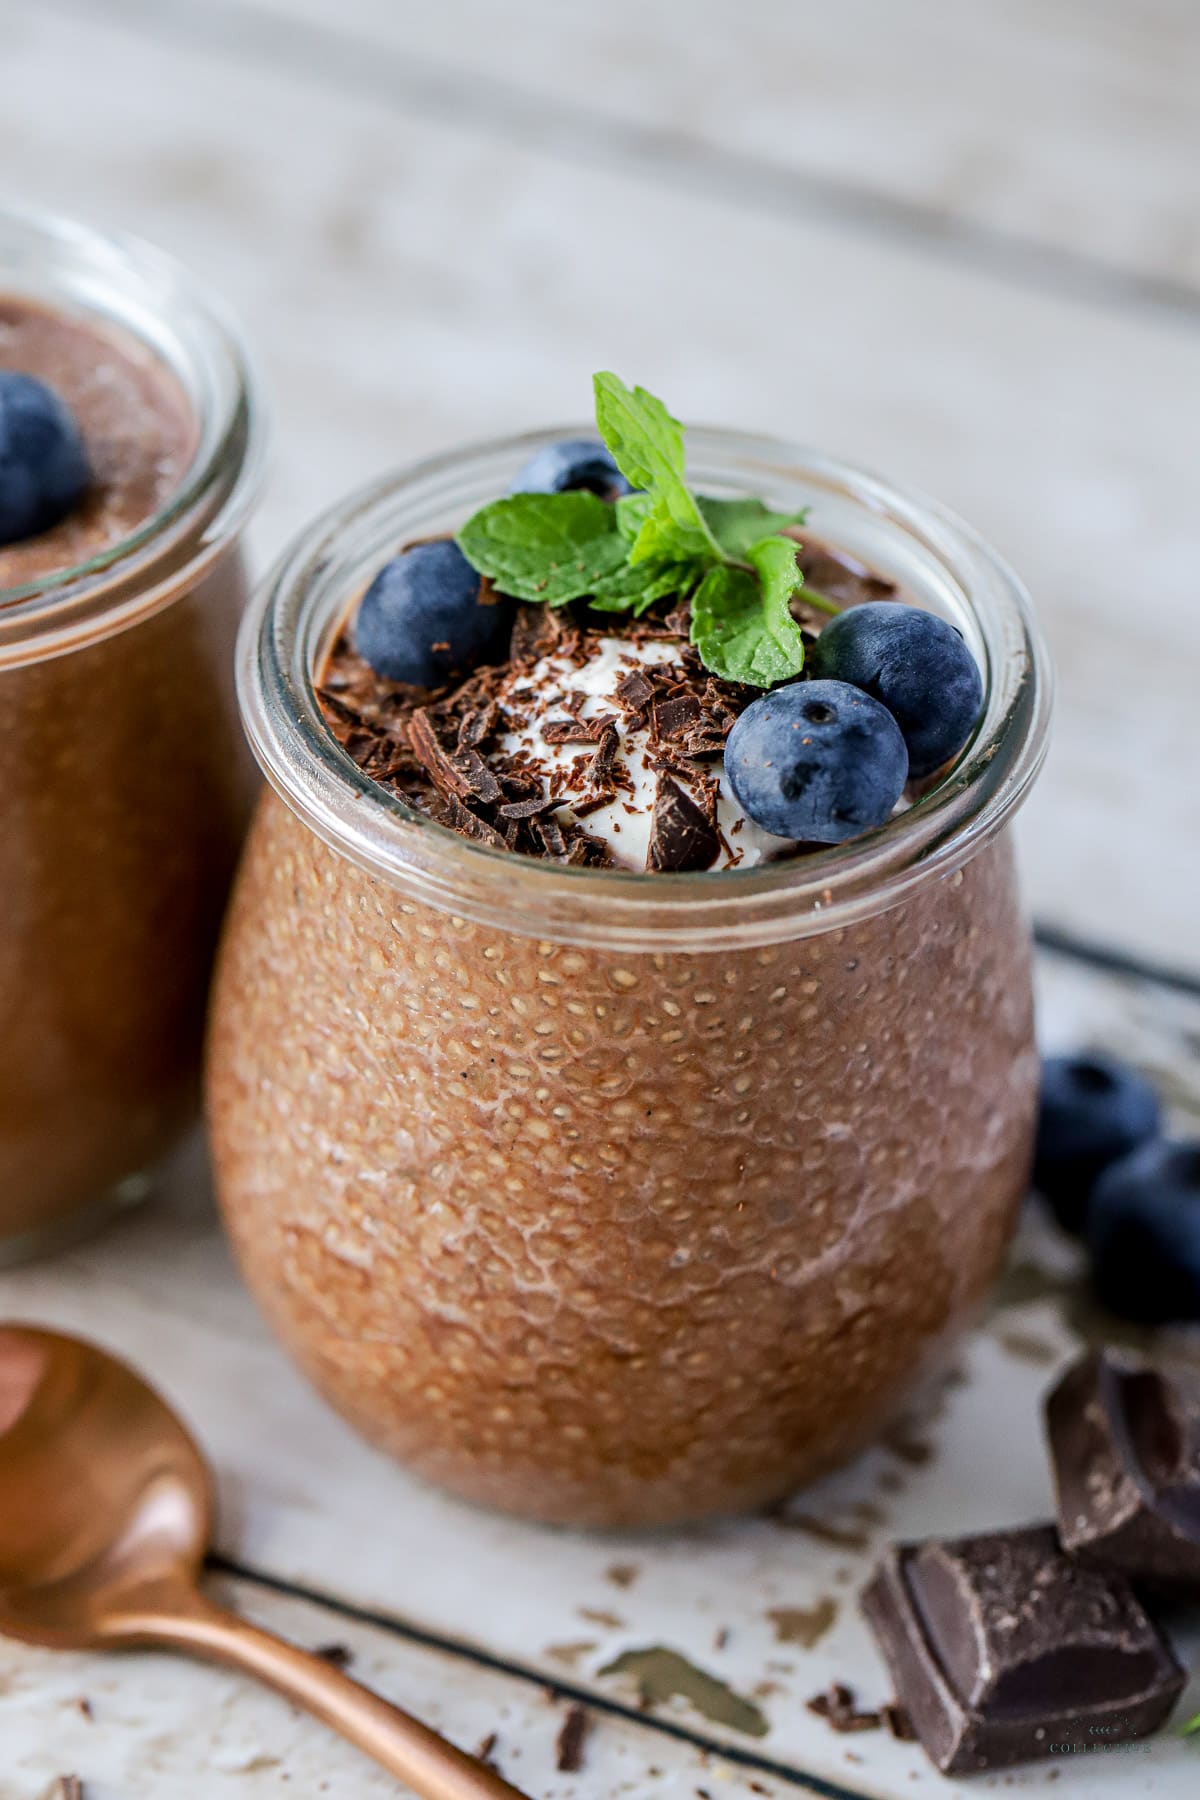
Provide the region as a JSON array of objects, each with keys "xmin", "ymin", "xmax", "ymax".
[{"xmin": 498, "ymin": 636, "xmax": 795, "ymax": 872}]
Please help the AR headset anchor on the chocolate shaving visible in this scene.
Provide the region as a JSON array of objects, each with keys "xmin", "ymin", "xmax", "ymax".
[
  {"xmin": 535, "ymin": 813, "xmax": 568, "ymax": 859},
  {"xmin": 315, "ymin": 1642, "xmax": 354, "ymax": 1669},
  {"xmin": 571, "ymin": 790, "xmax": 617, "ymax": 818},
  {"xmin": 457, "ymin": 702, "xmax": 498, "ymax": 750},
  {"xmin": 315, "ymin": 688, "xmax": 368, "ymax": 730},
  {"xmin": 585, "ymin": 723, "xmax": 619, "ymax": 788},
  {"xmin": 542, "ymin": 717, "xmax": 599, "ymax": 745},
  {"xmin": 451, "ymin": 745, "xmax": 502, "ymax": 804},
  {"xmin": 509, "ymin": 602, "xmax": 564, "ymax": 663},
  {"xmin": 407, "ymin": 709, "xmax": 474, "ymax": 799},
  {"xmin": 556, "ymin": 1703, "xmax": 591, "ymax": 1773},
  {"xmin": 475, "ymin": 1732, "xmax": 500, "ymax": 1771},
  {"xmin": 646, "ymin": 776, "xmax": 721, "ymax": 873},
  {"xmin": 499, "ymin": 793, "xmax": 560, "ymax": 820},
  {"xmin": 439, "ymin": 792, "xmax": 511, "ymax": 852}
]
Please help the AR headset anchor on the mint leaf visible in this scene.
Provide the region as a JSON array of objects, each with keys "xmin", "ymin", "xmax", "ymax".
[
  {"xmin": 590, "ymin": 558, "xmax": 693, "ymax": 617},
  {"xmin": 594, "ymin": 372, "xmax": 724, "ymax": 565},
  {"xmin": 1182, "ymin": 1710, "xmax": 1200, "ymax": 1738},
  {"xmin": 690, "ymin": 561, "xmax": 805, "ymax": 686},
  {"xmin": 615, "ymin": 492, "xmax": 654, "ymax": 542},
  {"xmin": 699, "ymin": 497, "xmax": 808, "ymax": 560},
  {"xmin": 457, "ymin": 492, "xmax": 628, "ymax": 604},
  {"xmin": 593, "ymin": 371, "xmax": 687, "ymax": 491},
  {"xmin": 748, "ymin": 533, "xmax": 804, "ymax": 619}
]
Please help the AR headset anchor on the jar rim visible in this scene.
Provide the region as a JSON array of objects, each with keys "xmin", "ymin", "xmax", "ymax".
[
  {"xmin": 0, "ymin": 205, "xmax": 264, "ymax": 664},
  {"xmin": 239, "ymin": 426, "xmax": 1053, "ymax": 952}
]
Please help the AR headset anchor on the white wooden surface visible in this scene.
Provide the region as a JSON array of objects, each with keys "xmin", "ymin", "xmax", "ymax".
[{"xmin": 2, "ymin": 1, "xmax": 1200, "ymax": 1793}]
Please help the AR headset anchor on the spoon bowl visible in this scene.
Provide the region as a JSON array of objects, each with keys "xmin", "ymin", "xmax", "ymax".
[
  {"xmin": 0, "ymin": 1325, "xmax": 211, "ymax": 1648},
  {"xmin": 0, "ymin": 1324, "xmax": 530, "ymax": 1799}
]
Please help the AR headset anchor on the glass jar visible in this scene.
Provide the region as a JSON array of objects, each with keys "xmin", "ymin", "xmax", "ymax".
[
  {"xmin": 0, "ymin": 208, "xmax": 263, "ymax": 1263},
  {"xmin": 208, "ymin": 430, "xmax": 1051, "ymax": 1527}
]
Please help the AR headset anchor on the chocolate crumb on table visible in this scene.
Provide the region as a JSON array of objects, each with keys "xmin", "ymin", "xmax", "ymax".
[
  {"xmin": 555, "ymin": 1702, "xmax": 591, "ymax": 1772},
  {"xmin": 806, "ymin": 1682, "xmax": 886, "ymax": 1733},
  {"xmin": 313, "ymin": 1641, "xmax": 353, "ymax": 1669}
]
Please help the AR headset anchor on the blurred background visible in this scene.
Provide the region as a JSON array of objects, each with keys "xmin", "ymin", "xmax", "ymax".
[{"xmin": 5, "ymin": 0, "xmax": 1198, "ymax": 970}]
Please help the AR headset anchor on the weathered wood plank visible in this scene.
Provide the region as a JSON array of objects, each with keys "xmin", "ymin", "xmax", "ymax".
[
  {"xmin": 0, "ymin": 1572, "xmax": 758, "ymax": 1799},
  {"xmin": 147, "ymin": 0, "xmax": 1200, "ymax": 299},
  {"xmin": 2, "ymin": 947, "xmax": 1198, "ymax": 1798},
  {"xmin": 5, "ymin": 2, "xmax": 1199, "ymax": 967}
]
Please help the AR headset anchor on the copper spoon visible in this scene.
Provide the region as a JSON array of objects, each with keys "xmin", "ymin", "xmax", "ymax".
[{"xmin": 0, "ymin": 1324, "xmax": 530, "ymax": 1799}]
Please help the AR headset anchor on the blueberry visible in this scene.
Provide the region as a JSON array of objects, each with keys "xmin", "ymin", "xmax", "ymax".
[
  {"xmin": 1033, "ymin": 1054, "xmax": 1161, "ymax": 1235},
  {"xmin": 1087, "ymin": 1139, "xmax": 1200, "ymax": 1324},
  {"xmin": 354, "ymin": 539, "xmax": 513, "ymax": 686},
  {"xmin": 0, "ymin": 372, "xmax": 91, "ymax": 547},
  {"xmin": 725, "ymin": 678, "xmax": 908, "ymax": 843},
  {"xmin": 806, "ymin": 602, "xmax": 983, "ymax": 779},
  {"xmin": 512, "ymin": 437, "xmax": 632, "ymax": 502}
]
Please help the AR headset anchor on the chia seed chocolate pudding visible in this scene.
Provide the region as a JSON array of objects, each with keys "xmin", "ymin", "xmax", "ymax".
[
  {"xmin": 0, "ymin": 213, "xmax": 260, "ymax": 1259},
  {"xmin": 208, "ymin": 407, "xmax": 1050, "ymax": 1525}
]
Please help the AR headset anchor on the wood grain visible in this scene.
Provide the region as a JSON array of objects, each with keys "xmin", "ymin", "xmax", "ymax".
[{"xmin": 139, "ymin": 0, "xmax": 1200, "ymax": 302}]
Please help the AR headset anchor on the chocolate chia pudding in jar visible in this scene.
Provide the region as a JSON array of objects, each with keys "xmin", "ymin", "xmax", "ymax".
[
  {"xmin": 208, "ymin": 377, "xmax": 1051, "ymax": 1526},
  {"xmin": 0, "ymin": 208, "xmax": 262, "ymax": 1262}
]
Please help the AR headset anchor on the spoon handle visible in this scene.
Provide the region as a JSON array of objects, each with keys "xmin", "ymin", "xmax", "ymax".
[{"xmin": 149, "ymin": 1592, "xmax": 532, "ymax": 1799}]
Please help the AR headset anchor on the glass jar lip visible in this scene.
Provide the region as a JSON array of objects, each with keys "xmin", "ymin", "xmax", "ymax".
[
  {"xmin": 240, "ymin": 425, "xmax": 1053, "ymax": 953},
  {"xmin": 0, "ymin": 205, "xmax": 265, "ymax": 659}
]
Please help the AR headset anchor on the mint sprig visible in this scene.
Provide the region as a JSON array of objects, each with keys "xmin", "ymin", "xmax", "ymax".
[{"xmin": 456, "ymin": 373, "xmax": 821, "ymax": 685}]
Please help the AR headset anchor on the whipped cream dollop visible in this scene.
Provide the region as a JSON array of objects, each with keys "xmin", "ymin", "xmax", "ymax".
[{"xmin": 498, "ymin": 635, "xmax": 794, "ymax": 872}]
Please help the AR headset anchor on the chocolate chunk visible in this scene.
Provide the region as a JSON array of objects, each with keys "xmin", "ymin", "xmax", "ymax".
[
  {"xmin": 653, "ymin": 692, "xmax": 702, "ymax": 741},
  {"xmin": 1046, "ymin": 1347, "xmax": 1200, "ymax": 1588},
  {"xmin": 861, "ymin": 1525, "xmax": 1184, "ymax": 1774},
  {"xmin": 646, "ymin": 776, "xmax": 721, "ymax": 874},
  {"xmin": 615, "ymin": 669, "xmax": 655, "ymax": 712}
]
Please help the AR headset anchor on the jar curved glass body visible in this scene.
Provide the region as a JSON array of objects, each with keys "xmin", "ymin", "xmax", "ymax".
[
  {"xmin": 208, "ymin": 429, "xmax": 1050, "ymax": 1526},
  {"xmin": 0, "ymin": 208, "xmax": 263, "ymax": 1262}
]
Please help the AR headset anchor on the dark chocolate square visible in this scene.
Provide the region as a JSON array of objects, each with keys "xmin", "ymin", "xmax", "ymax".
[
  {"xmin": 861, "ymin": 1524, "xmax": 1184, "ymax": 1773},
  {"xmin": 1046, "ymin": 1347, "xmax": 1200, "ymax": 1588}
]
